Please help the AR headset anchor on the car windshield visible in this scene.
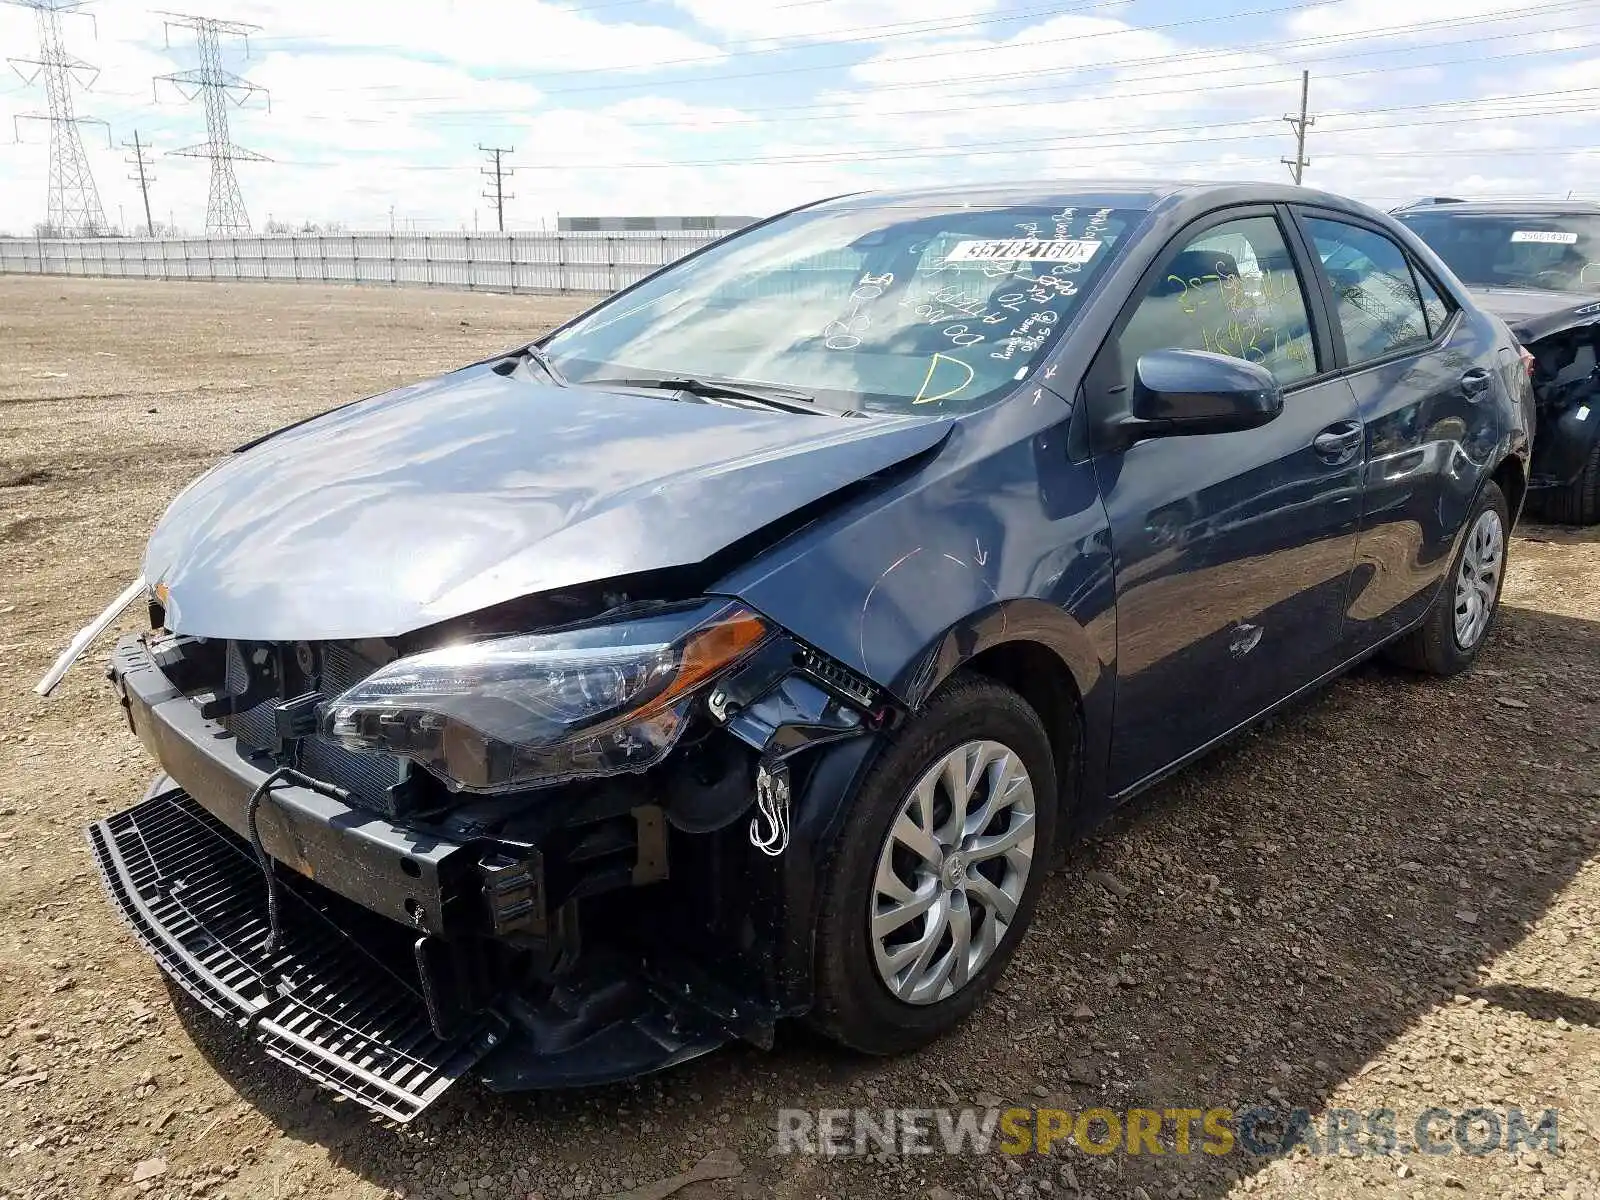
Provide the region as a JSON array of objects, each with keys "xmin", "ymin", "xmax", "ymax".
[
  {"xmin": 1397, "ymin": 211, "xmax": 1600, "ymax": 293},
  {"xmin": 541, "ymin": 200, "xmax": 1144, "ymax": 415}
]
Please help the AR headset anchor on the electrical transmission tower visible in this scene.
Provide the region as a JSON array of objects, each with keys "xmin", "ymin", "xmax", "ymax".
[
  {"xmin": 125, "ymin": 131, "xmax": 155, "ymax": 235},
  {"xmin": 154, "ymin": 12, "xmax": 269, "ymax": 236},
  {"xmin": 5, "ymin": 0, "xmax": 110, "ymax": 236},
  {"xmin": 1281, "ymin": 69, "xmax": 1314, "ymax": 186},
  {"xmin": 479, "ymin": 144, "xmax": 514, "ymax": 232}
]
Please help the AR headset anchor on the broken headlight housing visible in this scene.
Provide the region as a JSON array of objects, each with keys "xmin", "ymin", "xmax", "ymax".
[{"xmin": 319, "ymin": 601, "xmax": 770, "ymax": 793}]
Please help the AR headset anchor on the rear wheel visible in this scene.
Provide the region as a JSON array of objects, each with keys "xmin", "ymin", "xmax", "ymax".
[
  {"xmin": 809, "ymin": 675, "xmax": 1058, "ymax": 1055},
  {"xmin": 1386, "ymin": 480, "xmax": 1509, "ymax": 676},
  {"xmin": 1531, "ymin": 440, "xmax": 1600, "ymax": 526}
]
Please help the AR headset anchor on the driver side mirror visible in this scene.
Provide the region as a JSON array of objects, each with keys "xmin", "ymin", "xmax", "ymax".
[{"xmin": 1108, "ymin": 349, "xmax": 1284, "ymax": 447}]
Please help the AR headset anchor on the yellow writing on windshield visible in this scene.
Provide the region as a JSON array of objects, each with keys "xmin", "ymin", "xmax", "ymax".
[{"xmin": 912, "ymin": 352, "xmax": 976, "ymax": 405}]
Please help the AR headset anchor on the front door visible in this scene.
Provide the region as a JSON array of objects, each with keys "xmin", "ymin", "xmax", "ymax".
[{"xmin": 1085, "ymin": 208, "xmax": 1365, "ymax": 793}]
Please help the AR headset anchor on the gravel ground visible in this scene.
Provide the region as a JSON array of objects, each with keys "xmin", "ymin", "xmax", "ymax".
[{"xmin": 1, "ymin": 275, "xmax": 1597, "ymax": 1200}]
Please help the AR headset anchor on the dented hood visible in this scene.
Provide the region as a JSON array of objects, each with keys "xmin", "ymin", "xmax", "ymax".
[
  {"xmin": 1465, "ymin": 285, "xmax": 1600, "ymax": 343},
  {"xmin": 145, "ymin": 366, "xmax": 952, "ymax": 640}
]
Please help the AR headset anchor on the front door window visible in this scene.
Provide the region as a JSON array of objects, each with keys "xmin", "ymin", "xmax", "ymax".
[{"xmin": 1118, "ymin": 215, "xmax": 1318, "ymax": 388}]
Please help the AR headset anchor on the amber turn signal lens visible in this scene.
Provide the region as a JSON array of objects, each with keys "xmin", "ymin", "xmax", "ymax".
[{"xmin": 656, "ymin": 606, "xmax": 770, "ymax": 707}]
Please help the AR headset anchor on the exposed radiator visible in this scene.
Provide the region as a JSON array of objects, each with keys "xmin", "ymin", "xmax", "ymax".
[{"xmin": 219, "ymin": 642, "xmax": 403, "ymax": 813}]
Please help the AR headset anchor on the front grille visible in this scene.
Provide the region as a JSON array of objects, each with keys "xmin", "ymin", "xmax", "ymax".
[
  {"xmin": 87, "ymin": 789, "xmax": 505, "ymax": 1122},
  {"xmin": 219, "ymin": 642, "xmax": 402, "ymax": 813}
]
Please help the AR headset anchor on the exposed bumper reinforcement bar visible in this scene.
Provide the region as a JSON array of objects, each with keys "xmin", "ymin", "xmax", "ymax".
[{"xmin": 88, "ymin": 785, "xmax": 506, "ymax": 1122}]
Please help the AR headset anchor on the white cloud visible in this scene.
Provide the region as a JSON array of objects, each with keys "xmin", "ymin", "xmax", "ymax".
[
  {"xmin": 197, "ymin": 0, "xmax": 725, "ymax": 71},
  {"xmin": 1286, "ymin": 0, "xmax": 1558, "ymax": 39},
  {"xmin": 0, "ymin": 0, "xmax": 1595, "ymax": 235},
  {"xmin": 671, "ymin": 0, "xmax": 1003, "ymax": 46}
]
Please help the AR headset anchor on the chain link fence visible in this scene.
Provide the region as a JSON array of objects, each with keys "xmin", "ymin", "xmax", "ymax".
[{"xmin": 0, "ymin": 230, "xmax": 728, "ymax": 295}]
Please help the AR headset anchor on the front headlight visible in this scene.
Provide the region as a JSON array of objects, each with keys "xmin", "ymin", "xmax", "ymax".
[{"xmin": 319, "ymin": 600, "xmax": 770, "ymax": 793}]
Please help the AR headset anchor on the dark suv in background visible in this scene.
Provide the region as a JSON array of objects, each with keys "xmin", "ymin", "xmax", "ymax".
[{"xmin": 1395, "ymin": 199, "xmax": 1600, "ymax": 523}]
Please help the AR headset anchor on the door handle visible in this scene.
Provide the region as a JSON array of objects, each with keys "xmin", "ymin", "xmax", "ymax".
[
  {"xmin": 1312, "ymin": 421, "xmax": 1363, "ymax": 464},
  {"xmin": 1460, "ymin": 367, "xmax": 1492, "ymax": 399}
]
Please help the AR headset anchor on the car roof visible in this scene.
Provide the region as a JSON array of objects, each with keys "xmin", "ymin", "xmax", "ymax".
[
  {"xmin": 1394, "ymin": 199, "xmax": 1600, "ymax": 216},
  {"xmin": 812, "ymin": 180, "xmax": 1389, "ymax": 220}
]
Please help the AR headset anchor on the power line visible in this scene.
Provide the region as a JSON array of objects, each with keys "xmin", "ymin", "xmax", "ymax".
[
  {"xmin": 278, "ymin": 0, "xmax": 915, "ymax": 57},
  {"xmin": 320, "ymin": 0, "xmax": 1146, "ymax": 90},
  {"xmin": 318, "ymin": 1, "xmax": 1590, "ymax": 109},
  {"xmin": 498, "ymin": 0, "xmax": 1590, "ymax": 94},
  {"xmin": 124, "ymin": 129, "xmax": 155, "ymax": 235},
  {"xmin": 274, "ymin": 26, "xmax": 1600, "ymax": 132},
  {"xmin": 4, "ymin": 0, "xmax": 109, "ymax": 235},
  {"xmin": 508, "ymin": 97, "xmax": 1600, "ymax": 171},
  {"xmin": 478, "ymin": 143, "xmax": 513, "ymax": 232},
  {"xmin": 1282, "ymin": 68, "xmax": 1313, "ymax": 184},
  {"xmin": 521, "ymin": 0, "xmax": 1320, "ymax": 85},
  {"xmin": 722, "ymin": 140, "xmax": 1600, "ymax": 193},
  {"xmin": 259, "ymin": 99, "xmax": 1598, "ymax": 174},
  {"xmin": 154, "ymin": 11, "xmax": 270, "ymax": 236},
  {"xmin": 497, "ymin": 27, "xmax": 1600, "ymax": 128},
  {"xmin": 549, "ymin": 0, "xmax": 834, "ymax": 14}
]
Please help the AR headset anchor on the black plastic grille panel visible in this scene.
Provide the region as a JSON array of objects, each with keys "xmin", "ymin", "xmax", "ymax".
[{"xmin": 87, "ymin": 789, "xmax": 504, "ymax": 1122}]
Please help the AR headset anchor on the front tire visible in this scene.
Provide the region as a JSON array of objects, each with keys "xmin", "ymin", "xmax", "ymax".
[
  {"xmin": 809, "ymin": 675, "xmax": 1058, "ymax": 1055},
  {"xmin": 1386, "ymin": 480, "xmax": 1510, "ymax": 676}
]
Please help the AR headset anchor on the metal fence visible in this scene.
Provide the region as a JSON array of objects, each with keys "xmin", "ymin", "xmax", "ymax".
[{"xmin": 0, "ymin": 230, "xmax": 729, "ymax": 295}]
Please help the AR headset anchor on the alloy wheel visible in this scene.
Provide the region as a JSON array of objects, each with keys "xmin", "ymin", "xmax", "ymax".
[
  {"xmin": 1453, "ymin": 507, "xmax": 1504, "ymax": 650},
  {"xmin": 869, "ymin": 739, "xmax": 1037, "ymax": 1005}
]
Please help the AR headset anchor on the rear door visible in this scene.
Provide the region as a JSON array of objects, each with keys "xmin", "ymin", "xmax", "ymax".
[
  {"xmin": 1085, "ymin": 206, "xmax": 1365, "ymax": 793},
  {"xmin": 1288, "ymin": 208, "xmax": 1502, "ymax": 650}
]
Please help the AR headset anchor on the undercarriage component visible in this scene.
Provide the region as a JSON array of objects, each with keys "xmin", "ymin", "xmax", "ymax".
[
  {"xmin": 88, "ymin": 786, "xmax": 506, "ymax": 1122},
  {"xmin": 89, "ymin": 783, "xmax": 739, "ymax": 1118},
  {"xmin": 1521, "ymin": 313, "xmax": 1600, "ymax": 523}
]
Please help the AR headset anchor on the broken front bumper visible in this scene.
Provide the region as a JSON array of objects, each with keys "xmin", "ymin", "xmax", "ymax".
[
  {"xmin": 89, "ymin": 784, "xmax": 506, "ymax": 1122},
  {"xmin": 89, "ymin": 635, "xmax": 735, "ymax": 1120},
  {"xmin": 102, "ymin": 635, "xmax": 542, "ymax": 940}
]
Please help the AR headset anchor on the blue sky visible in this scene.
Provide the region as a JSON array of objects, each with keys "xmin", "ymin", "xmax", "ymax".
[{"xmin": 1, "ymin": 0, "xmax": 1595, "ymax": 233}]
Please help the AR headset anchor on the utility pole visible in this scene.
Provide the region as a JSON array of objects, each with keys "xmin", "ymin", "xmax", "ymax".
[
  {"xmin": 124, "ymin": 129, "xmax": 155, "ymax": 235},
  {"xmin": 154, "ymin": 11, "xmax": 270, "ymax": 236},
  {"xmin": 479, "ymin": 143, "xmax": 513, "ymax": 232},
  {"xmin": 5, "ymin": 0, "xmax": 110, "ymax": 235},
  {"xmin": 1281, "ymin": 69, "xmax": 1313, "ymax": 185}
]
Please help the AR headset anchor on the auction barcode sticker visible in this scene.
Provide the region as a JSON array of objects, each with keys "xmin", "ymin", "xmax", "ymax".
[
  {"xmin": 945, "ymin": 238, "xmax": 1103, "ymax": 264},
  {"xmin": 1510, "ymin": 230, "xmax": 1579, "ymax": 244}
]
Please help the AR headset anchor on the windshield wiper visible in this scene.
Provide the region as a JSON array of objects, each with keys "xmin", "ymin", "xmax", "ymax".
[
  {"xmin": 494, "ymin": 341, "xmax": 567, "ymax": 385},
  {"xmin": 578, "ymin": 375, "xmax": 823, "ymax": 415}
]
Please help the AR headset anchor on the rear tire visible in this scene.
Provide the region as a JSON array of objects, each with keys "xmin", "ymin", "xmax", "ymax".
[
  {"xmin": 1530, "ymin": 440, "xmax": 1600, "ymax": 526},
  {"xmin": 1386, "ymin": 480, "xmax": 1509, "ymax": 676},
  {"xmin": 809, "ymin": 674, "xmax": 1058, "ymax": 1056}
]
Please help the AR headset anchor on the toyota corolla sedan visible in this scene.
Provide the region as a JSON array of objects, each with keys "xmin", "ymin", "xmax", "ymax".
[{"xmin": 47, "ymin": 182, "xmax": 1531, "ymax": 1121}]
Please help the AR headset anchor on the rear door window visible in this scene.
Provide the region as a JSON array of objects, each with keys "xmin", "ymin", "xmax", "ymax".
[
  {"xmin": 1302, "ymin": 217, "xmax": 1431, "ymax": 367},
  {"xmin": 1411, "ymin": 265, "xmax": 1454, "ymax": 339}
]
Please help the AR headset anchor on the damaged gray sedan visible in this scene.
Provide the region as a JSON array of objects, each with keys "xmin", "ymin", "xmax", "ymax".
[
  {"xmin": 1395, "ymin": 198, "xmax": 1600, "ymax": 523},
  {"xmin": 51, "ymin": 183, "xmax": 1531, "ymax": 1121}
]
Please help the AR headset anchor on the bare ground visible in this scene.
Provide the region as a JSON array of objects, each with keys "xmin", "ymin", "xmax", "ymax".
[{"xmin": 0, "ymin": 275, "xmax": 1597, "ymax": 1200}]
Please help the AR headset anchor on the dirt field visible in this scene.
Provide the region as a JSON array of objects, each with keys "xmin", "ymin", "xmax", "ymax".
[{"xmin": 1, "ymin": 275, "xmax": 1598, "ymax": 1200}]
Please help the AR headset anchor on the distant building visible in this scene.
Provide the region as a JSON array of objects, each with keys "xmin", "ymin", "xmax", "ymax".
[{"xmin": 556, "ymin": 215, "xmax": 759, "ymax": 232}]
